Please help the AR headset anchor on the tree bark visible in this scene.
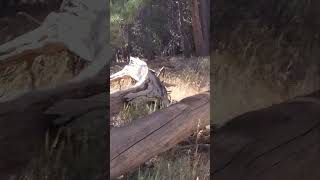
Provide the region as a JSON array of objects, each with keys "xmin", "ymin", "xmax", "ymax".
[
  {"xmin": 213, "ymin": 90, "xmax": 320, "ymax": 180},
  {"xmin": 191, "ymin": 0, "xmax": 209, "ymax": 56},
  {"xmin": 177, "ymin": 0, "xmax": 191, "ymax": 57},
  {"xmin": 110, "ymin": 91, "xmax": 210, "ymax": 179},
  {"xmin": 199, "ymin": 0, "xmax": 210, "ymax": 54}
]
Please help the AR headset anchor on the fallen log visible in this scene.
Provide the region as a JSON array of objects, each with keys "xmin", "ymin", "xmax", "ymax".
[
  {"xmin": 110, "ymin": 57, "xmax": 169, "ymax": 116},
  {"xmin": 213, "ymin": 90, "xmax": 320, "ymax": 180},
  {"xmin": 110, "ymin": 91, "xmax": 210, "ymax": 179}
]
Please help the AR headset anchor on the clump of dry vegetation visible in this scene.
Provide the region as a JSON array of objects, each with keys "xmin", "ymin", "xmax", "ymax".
[
  {"xmin": 161, "ymin": 57, "xmax": 209, "ymax": 101},
  {"xmin": 135, "ymin": 151, "xmax": 209, "ymax": 180},
  {"xmin": 112, "ymin": 103, "xmax": 159, "ymax": 127},
  {"xmin": 11, "ymin": 128, "xmax": 106, "ymax": 180}
]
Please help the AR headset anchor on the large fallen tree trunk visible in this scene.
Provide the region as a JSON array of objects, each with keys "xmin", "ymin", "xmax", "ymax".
[
  {"xmin": 213, "ymin": 90, "xmax": 320, "ymax": 180},
  {"xmin": 110, "ymin": 91, "xmax": 210, "ymax": 179},
  {"xmin": 110, "ymin": 57, "xmax": 169, "ymax": 116}
]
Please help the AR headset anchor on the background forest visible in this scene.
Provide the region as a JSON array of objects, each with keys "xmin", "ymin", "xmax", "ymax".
[
  {"xmin": 110, "ymin": 0, "xmax": 210, "ymax": 179},
  {"xmin": 110, "ymin": 0, "xmax": 209, "ymax": 60}
]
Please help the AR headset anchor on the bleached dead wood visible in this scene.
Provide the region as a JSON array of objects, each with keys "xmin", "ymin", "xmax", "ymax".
[
  {"xmin": 0, "ymin": 0, "xmax": 108, "ymax": 65},
  {"xmin": 110, "ymin": 91, "xmax": 210, "ymax": 179},
  {"xmin": 0, "ymin": 0, "xmax": 110, "ymax": 102},
  {"xmin": 110, "ymin": 57, "xmax": 169, "ymax": 116}
]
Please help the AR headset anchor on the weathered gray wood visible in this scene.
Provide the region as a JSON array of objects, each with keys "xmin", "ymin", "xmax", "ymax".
[
  {"xmin": 0, "ymin": 0, "xmax": 109, "ymax": 64},
  {"xmin": 110, "ymin": 91, "xmax": 210, "ymax": 179},
  {"xmin": 110, "ymin": 57, "xmax": 169, "ymax": 116},
  {"xmin": 213, "ymin": 90, "xmax": 320, "ymax": 180},
  {"xmin": 0, "ymin": 0, "xmax": 110, "ymax": 102}
]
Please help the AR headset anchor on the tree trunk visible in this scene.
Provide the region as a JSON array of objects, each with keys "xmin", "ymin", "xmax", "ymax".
[
  {"xmin": 191, "ymin": 0, "xmax": 209, "ymax": 56},
  {"xmin": 177, "ymin": 0, "xmax": 191, "ymax": 57},
  {"xmin": 199, "ymin": 0, "xmax": 210, "ymax": 54},
  {"xmin": 110, "ymin": 91, "xmax": 210, "ymax": 179},
  {"xmin": 127, "ymin": 23, "xmax": 133, "ymax": 56},
  {"xmin": 213, "ymin": 91, "xmax": 320, "ymax": 180}
]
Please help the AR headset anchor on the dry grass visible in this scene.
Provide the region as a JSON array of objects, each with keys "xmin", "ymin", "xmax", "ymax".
[
  {"xmin": 11, "ymin": 128, "xmax": 106, "ymax": 180},
  {"xmin": 162, "ymin": 56, "xmax": 209, "ymax": 101},
  {"xmin": 111, "ymin": 103, "xmax": 159, "ymax": 127},
  {"xmin": 135, "ymin": 152, "xmax": 209, "ymax": 180},
  {"xmin": 212, "ymin": 23, "xmax": 320, "ymax": 126}
]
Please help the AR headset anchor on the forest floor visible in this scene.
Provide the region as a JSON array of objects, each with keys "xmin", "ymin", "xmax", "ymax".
[{"xmin": 110, "ymin": 56, "xmax": 210, "ymax": 180}]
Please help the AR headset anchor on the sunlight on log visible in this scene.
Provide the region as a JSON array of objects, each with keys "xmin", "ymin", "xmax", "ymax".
[{"xmin": 110, "ymin": 92, "xmax": 210, "ymax": 179}]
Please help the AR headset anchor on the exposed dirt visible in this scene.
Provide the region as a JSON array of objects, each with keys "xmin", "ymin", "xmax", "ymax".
[{"xmin": 0, "ymin": 1, "xmax": 89, "ymax": 102}]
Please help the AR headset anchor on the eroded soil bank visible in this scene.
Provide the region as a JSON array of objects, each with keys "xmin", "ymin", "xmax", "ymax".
[{"xmin": 0, "ymin": 1, "xmax": 88, "ymax": 102}]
